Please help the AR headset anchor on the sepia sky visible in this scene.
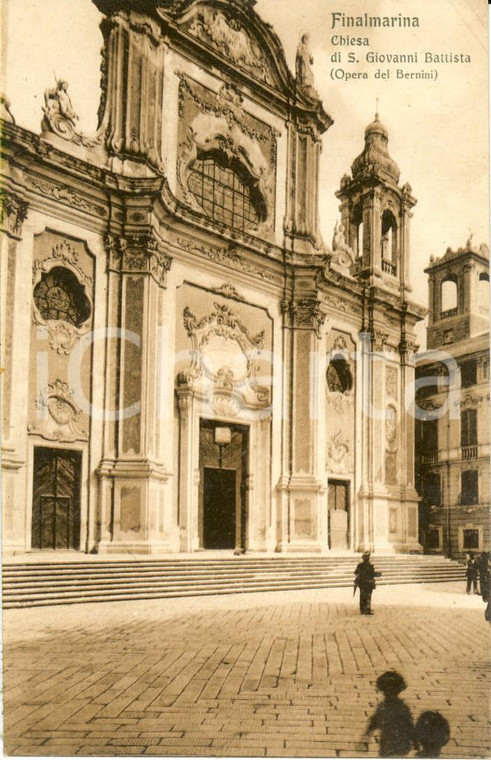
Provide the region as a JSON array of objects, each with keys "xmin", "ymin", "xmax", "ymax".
[{"xmin": 3, "ymin": 0, "xmax": 489, "ymax": 343}]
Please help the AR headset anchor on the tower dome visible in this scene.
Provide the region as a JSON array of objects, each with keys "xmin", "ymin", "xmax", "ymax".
[{"xmin": 351, "ymin": 113, "xmax": 400, "ymax": 184}]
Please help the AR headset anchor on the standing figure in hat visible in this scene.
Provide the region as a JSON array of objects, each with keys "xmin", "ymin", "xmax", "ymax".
[{"xmin": 354, "ymin": 551, "xmax": 381, "ymax": 615}]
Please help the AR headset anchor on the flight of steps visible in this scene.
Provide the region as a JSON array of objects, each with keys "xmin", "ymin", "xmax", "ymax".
[{"xmin": 2, "ymin": 555, "xmax": 466, "ymax": 609}]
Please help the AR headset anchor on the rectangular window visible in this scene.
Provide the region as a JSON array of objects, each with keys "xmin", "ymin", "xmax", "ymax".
[
  {"xmin": 423, "ymin": 473, "xmax": 441, "ymax": 507},
  {"xmin": 461, "ymin": 360, "xmax": 477, "ymax": 388},
  {"xmin": 461, "ymin": 470, "xmax": 479, "ymax": 505},
  {"xmin": 426, "ymin": 527, "xmax": 441, "ymax": 550},
  {"xmin": 422, "ymin": 419, "xmax": 438, "ymax": 451},
  {"xmin": 328, "ymin": 481, "xmax": 349, "ymax": 510},
  {"xmin": 482, "ymin": 360, "xmax": 489, "ymax": 382},
  {"xmin": 461, "ymin": 409, "xmax": 477, "ymax": 447},
  {"xmin": 462, "ymin": 529, "xmax": 479, "ymax": 550}
]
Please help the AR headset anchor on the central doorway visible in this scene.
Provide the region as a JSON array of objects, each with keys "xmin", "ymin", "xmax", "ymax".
[
  {"xmin": 199, "ymin": 419, "xmax": 249, "ymax": 552},
  {"xmin": 31, "ymin": 447, "xmax": 82, "ymax": 550},
  {"xmin": 203, "ymin": 468, "xmax": 236, "ymax": 549}
]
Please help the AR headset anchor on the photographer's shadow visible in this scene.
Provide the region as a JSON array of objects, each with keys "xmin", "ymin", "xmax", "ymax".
[{"xmin": 363, "ymin": 671, "xmax": 450, "ymax": 758}]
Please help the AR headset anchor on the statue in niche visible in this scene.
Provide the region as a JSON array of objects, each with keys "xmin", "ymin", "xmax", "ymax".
[{"xmin": 295, "ymin": 33, "xmax": 315, "ymax": 92}]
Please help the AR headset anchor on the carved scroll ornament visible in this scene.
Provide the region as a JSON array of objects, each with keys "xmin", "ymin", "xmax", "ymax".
[
  {"xmin": 183, "ymin": 7, "xmax": 274, "ymax": 86},
  {"xmin": 29, "ymin": 380, "xmax": 88, "ymax": 442},
  {"xmin": 181, "ymin": 301, "xmax": 269, "ymax": 407}
]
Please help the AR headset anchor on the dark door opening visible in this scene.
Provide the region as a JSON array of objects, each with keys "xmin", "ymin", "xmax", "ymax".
[
  {"xmin": 328, "ymin": 479, "xmax": 349, "ymax": 550},
  {"xmin": 32, "ymin": 447, "xmax": 82, "ymax": 550},
  {"xmin": 203, "ymin": 467, "xmax": 236, "ymax": 549}
]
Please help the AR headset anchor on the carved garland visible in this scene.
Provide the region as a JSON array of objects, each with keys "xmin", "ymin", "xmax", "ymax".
[{"xmin": 175, "ymin": 236, "xmax": 278, "ymax": 283}]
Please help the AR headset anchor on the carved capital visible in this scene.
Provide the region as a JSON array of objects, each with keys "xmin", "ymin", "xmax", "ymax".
[
  {"xmin": 283, "ymin": 298, "xmax": 326, "ymax": 337},
  {"xmin": 106, "ymin": 231, "xmax": 172, "ymax": 286},
  {"xmin": 0, "ymin": 193, "xmax": 28, "ymax": 239},
  {"xmin": 371, "ymin": 330, "xmax": 389, "ymax": 353}
]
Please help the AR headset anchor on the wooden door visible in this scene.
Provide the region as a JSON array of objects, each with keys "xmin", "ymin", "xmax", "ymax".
[{"xmin": 32, "ymin": 448, "xmax": 81, "ymax": 550}]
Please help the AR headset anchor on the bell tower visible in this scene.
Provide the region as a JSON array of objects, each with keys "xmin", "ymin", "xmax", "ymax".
[
  {"xmin": 425, "ymin": 238, "xmax": 490, "ymax": 350},
  {"xmin": 336, "ymin": 114, "xmax": 416, "ymax": 294}
]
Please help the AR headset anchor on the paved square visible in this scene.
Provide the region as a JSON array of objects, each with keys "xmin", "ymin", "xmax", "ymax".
[{"xmin": 3, "ymin": 582, "xmax": 490, "ymax": 757}]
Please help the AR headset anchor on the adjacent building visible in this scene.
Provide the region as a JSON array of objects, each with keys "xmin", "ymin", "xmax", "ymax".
[
  {"xmin": 416, "ymin": 239, "xmax": 490, "ymax": 557},
  {"xmin": 2, "ymin": 0, "xmax": 425, "ymax": 557}
]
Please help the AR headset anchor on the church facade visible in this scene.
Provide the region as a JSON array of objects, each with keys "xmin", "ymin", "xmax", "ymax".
[{"xmin": 1, "ymin": 0, "xmax": 425, "ymax": 557}]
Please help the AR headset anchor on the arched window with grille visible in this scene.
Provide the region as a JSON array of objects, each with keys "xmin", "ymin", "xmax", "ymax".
[
  {"xmin": 33, "ymin": 266, "xmax": 91, "ymax": 327},
  {"xmin": 326, "ymin": 355, "xmax": 353, "ymax": 393},
  {"xmin": 187, "ymin": 150, "xmax": 267, "ymax": 232}
]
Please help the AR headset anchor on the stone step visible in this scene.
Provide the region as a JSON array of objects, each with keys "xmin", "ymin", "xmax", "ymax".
[
  {"xmin": 4, "ymin": 568, "xmax": 464, "ymax": 594},
  {"xmin": 2, "ymin": 573, "xmax": 467, "ymax": 608},
  {"xmin": 2, "ymin": 555, "xmax": 466, "ymax": 608},
  {"xmin": 2, "ymin": 555, "xmax": 459, "ymax": 574},
  {"xmin": 2, "ymin": 561, "xmax": 462, "ymax": 579}
]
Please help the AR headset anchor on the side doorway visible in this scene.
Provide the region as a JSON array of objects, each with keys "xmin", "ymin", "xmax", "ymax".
[
  {"xmin": 31, "ymin": 447, "xmax": 82, "ymax": 550},
  {"xmin": 328, "ymin": 479, "xmax": 349, "ymax": 550}
]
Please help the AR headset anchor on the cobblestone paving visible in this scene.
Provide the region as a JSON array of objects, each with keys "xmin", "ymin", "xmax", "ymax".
[{"xmin": 3, "ymin": 583, "xmax": 490, "ymax": 757}]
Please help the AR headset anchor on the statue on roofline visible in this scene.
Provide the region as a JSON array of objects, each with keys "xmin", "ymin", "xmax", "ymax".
[
  {"xmin": 41, "ymin": 78, "xmax": 99, "ymax": 148},
  {"xmin": 295, "ymin": 33, "xmax": 316, "ymax": 93}
]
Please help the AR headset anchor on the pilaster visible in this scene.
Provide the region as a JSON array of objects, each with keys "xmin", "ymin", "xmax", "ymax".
[
  {"xmin": 1, "ymin": 192, "xmax": 30, "ymax": 554},
  {"xmin": 277, "ymin": 296, "xmax": 326, "ymax": 551},
  {"xmin": 97, "ymin": 229, "xmax": 173, "ymax": 554}
]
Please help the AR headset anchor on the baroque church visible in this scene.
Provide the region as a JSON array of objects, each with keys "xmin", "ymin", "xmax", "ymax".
[{"xmin": 1, "ymin": 0, "xmax": 426, "ymax": 557}]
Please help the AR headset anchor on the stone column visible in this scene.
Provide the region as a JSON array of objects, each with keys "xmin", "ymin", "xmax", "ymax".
[
  {"xmin": 363, "ymin": 187, "xmax": 382, "ymax": 275},
  {"xmin": 175, "ymin": 387, "xmax": 200, "ymax": 552}
]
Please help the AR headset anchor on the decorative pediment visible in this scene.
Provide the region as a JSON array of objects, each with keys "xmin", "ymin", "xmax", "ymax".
[
  {"xmin": 178, "ymin": 4, "xmax": 277, "ymax": 87},
  {"xmin": 459, "ymin": 392, "xmax": 482, "ymax": 410},
  {"xmin": 180, "ymin": 301, "xmax": 269, "ymax": 407}
]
